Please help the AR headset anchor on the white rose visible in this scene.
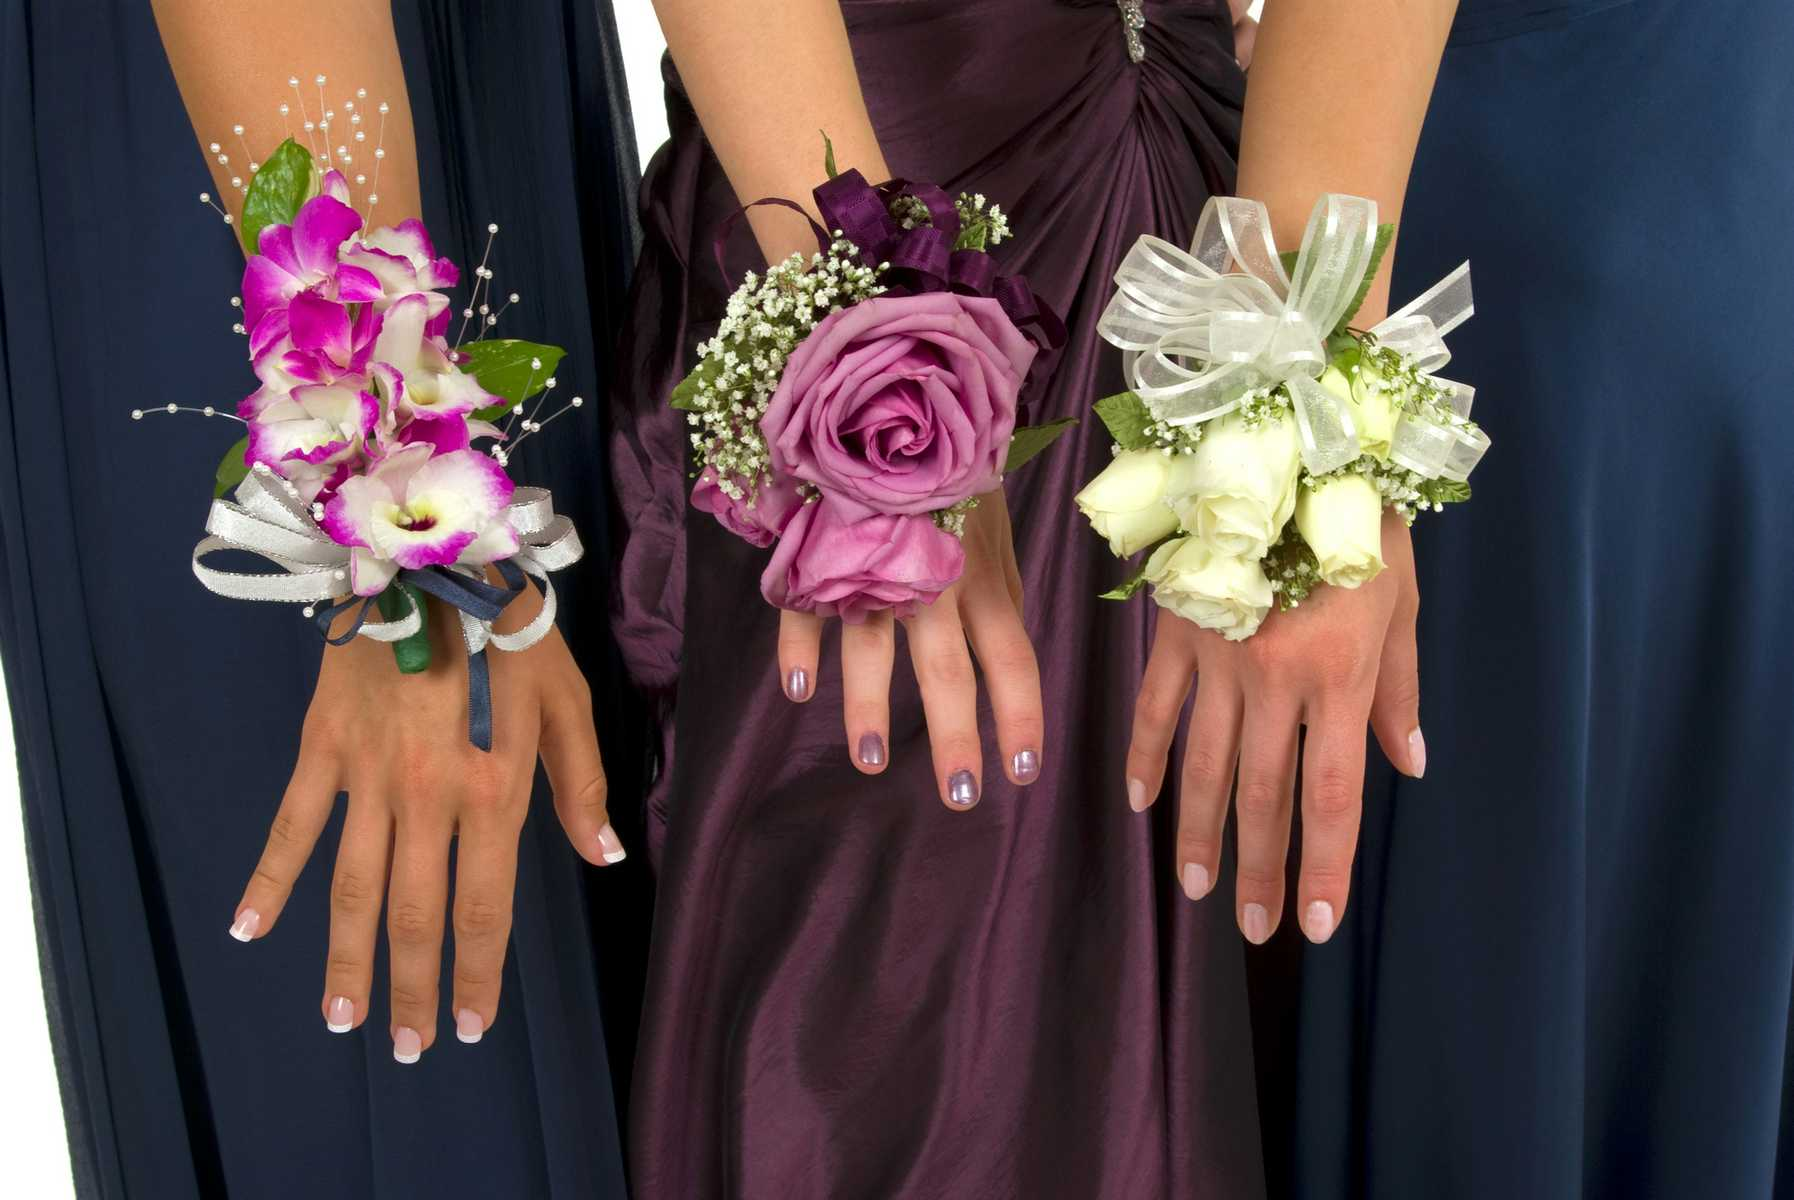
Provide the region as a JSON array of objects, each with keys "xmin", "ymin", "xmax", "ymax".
[
  {"xmin": 1076, "ymin": 448, "xmax": 1198, "ymax": 557},
  {"xmin": 1143, "ymin": 536, "xmax": 1274, "ymax": 642},
  {"xmin": 1318, "ymin": 359, "xmax": 1402, "ymax": 461},
  {"xmin": 1171, "ymin": 413, "xmax": 1300, "ymax": 561},
  {"xmin": 1295, "ymin": 473, "xmax": 1386, "ymax": 589}
]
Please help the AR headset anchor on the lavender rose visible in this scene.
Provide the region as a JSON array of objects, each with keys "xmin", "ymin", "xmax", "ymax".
[
  {"xmin": 690, "ymin": 467, "xmax": 803, "ymax": 549},
  {"xmin": 759, "ymin": 497, "xmax": 965, "ymax": 623},
  {"xmin": 761, "ymin": 293, "xmax": 1036, "ymax": 516}
]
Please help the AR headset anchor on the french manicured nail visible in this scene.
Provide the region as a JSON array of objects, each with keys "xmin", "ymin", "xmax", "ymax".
[
  {"xmin": 325, "ymin": 996, "xmax": 354, "ymax": 1033},
  {"xmin": 597, "ymin": 823, "xmax": 626, "ymax": 864},
  {"xmin": 228, "ymin": 908, "xmax": 260, "ymax": 942},
  {"xmin": 784, "ymin": 667, "xmax": 810, "ymax": 702},
  {"xmin": 456, "ymin": 1009, "xmax": 484, "ymax": 1045},
  {"xmin": 392, "ymin": 1026, "xmax": 422, "ymax": 1065},
  {"xmin": 1242, "ymin": 902, "xmax": 1271, "ymax": 945},
  {"xmin": 1181, "ymin": 863, "xmax": 1210, "ymax": 901},
  {"xmin": 856, "ymin": 732, "xmax": 886, "ymax": 768},
  {"xmin": 1011, "ymin": 748, "xmax": 1040, "ymax": 784},
  {"xmin": 1408, "ymin": 727, "xmax": 1427, "ymax": 777},
  {"xmin": 1127, "ymin": 777, "xmax": 1148, "ymax": 812},
  {"xmin": 947, "ymin": 769, "xmax": 979, "ymax": 808},
  {"xmin": 1303, "ymin": 900, "xmax": 1336, "ymax": 944}
]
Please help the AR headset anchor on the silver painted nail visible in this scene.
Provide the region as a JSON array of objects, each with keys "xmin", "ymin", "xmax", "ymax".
[{"xmin": 947, "ymin": 769, "xmax": 978, "ymax": 807}]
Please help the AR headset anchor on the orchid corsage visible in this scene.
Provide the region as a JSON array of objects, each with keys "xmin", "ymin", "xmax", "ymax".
[
  {"xmin": 673, "ymin": 142, "xmax": 1073, "ymax": 622},
  {"xmin": 153, "ymin": 80, "xmax": 586, "ymax": 749},
  {"xmin": 1077, "ymin": 193, "xmax": 1489, "ymax": 640}
]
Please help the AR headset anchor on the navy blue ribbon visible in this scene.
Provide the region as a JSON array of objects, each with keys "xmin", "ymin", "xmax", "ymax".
[{"xmin": 311, "ymin": 560, "xmax": 531, "ymax": 752}]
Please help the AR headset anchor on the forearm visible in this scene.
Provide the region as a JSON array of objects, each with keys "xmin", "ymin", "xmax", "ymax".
[
  {"xmin": 651, "ymin": 0, "xmax": 888, "ymax": 262},
  {"xmin": 150, "ymin": 0, "xmax": 421, "ymax": 235},
  {"xmin": 1235, "ymin": 0, "xmax": 1457, "ymax": 322}
]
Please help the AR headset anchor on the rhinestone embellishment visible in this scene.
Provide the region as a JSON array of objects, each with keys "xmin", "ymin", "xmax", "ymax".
[{"xmin": 1117, "ymin": 0, "xmax": 1146, "ymax": 63}]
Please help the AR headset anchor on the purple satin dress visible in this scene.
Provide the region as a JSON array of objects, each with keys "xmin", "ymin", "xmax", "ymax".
[{"xmin": 611, "ymin": 3, "xmax": 1251, "ymax": 1194}]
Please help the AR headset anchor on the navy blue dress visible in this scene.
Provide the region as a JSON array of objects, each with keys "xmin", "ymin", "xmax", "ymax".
[
  {"xmin": 1256, "ymin": 0, "xmax": 1794, "ymax": 1195},
  {"xmin": 0, "ymin": 2, "xmax": 645, "ymax": 1195}
]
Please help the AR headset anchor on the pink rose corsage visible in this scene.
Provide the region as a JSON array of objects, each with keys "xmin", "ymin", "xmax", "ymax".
[{"xmin": 674, "ymin": 150, "xmax": 1073, "ymax": 621}]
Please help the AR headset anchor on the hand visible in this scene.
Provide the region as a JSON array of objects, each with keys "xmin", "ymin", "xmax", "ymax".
[
  {"xmin": 776, "ymin": 491, "xmax": 1044, "ymax": 809},
  {"xmin": 225, "ymin": 588, "xmax": 621, "ymax": 1062},
  {"xmin": 1126, "ymin": 511, "xmax": 1424, "ymax": 944}
]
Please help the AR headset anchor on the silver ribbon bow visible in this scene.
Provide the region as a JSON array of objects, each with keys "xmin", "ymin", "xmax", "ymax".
[
  {"xmin": 1098, "ymin": 193, "xmax": 1486, "ymax": 480},
  {"xmin": 193, "ymin": 466, "xmax": 584, "ymax": 654}
]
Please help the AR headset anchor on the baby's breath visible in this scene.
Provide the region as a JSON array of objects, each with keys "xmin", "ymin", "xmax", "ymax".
[
  {"xmin": 686, "ymin": 236, "xmax": 886, "ymax": 492},
  {"xmin": 932, "ymin": 494, "xmax": 982, "ymax": 537}
]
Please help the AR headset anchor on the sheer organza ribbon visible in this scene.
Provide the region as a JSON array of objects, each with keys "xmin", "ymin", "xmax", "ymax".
[
  {"xmin": 192, "ymin": 468, "xmax": 583, "ymax": 749},
  {"xmin": 1098, "ymin": 193, "xmax": 1485, "ymax": 479}
]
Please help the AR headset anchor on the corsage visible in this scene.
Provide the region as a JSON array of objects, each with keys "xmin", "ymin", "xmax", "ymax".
[
  {"xmin": 1077, "ymin": 193, "xmax": 1489, "ymax": 640},
  {"xmin": 146, "ymin": 79, "xmax": 587, "ymax": 749},
  {"xmin": 674, "ymin": 139, "xmax": 1073, "ymax": 622}
]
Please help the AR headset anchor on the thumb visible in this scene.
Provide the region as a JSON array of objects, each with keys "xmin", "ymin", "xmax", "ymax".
[
  {"xmin": 540, "ymin": 680, "xmax": 625, "ymax": 866},
  {"xmin": 1369, "ymin": 598, "xmax": 1425, "ymax": 778}
]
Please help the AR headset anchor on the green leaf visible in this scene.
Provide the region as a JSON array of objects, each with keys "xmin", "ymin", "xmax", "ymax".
[
  {"xmin": 239, "ymin": 138, "xmax": 317, "ymax": 255},
  {"xmin": 213, "ymin": 435, "xmax": 250, "ymax": 499},
  {"xmin": 1418, "ymin": 477, "xmax": 1472, "ymax": 506},
  {"xmin": 458, "ymin": 339, "xmax": 566, "ymax": 422},
  {"xmin": 1093, "ymin": 391, "xmax": 1154, "ymax": 451},
  {"xmin": 1004, "ymin": 417, "xmax": 1076, "ymax": 473},
  {"xmin": 1099, "ymin": 564, "xmax": 1152, "ymax": 601},
  {"xmin": 668, "ymin": 354, "xmax": 727, "ymax": 412},
  {"xmin": 1336, "ymin": 223, "xmax": 1396, "ymax": 333},
  {"xmin": 822, "ymin": 130, "xmax": 839, "ymax": 180},
  {"xmin": 1278, "ymin": 249, "xmax": 1300, "ymax": 279},
  {"xmin": 376, "ymin": 582, "xmax": 432, "ymax": 674}
]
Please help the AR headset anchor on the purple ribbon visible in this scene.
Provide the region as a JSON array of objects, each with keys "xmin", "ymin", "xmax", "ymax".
[{"xmin": 815, "ymin": 169, "xmax": 1066, "ymax": 348}]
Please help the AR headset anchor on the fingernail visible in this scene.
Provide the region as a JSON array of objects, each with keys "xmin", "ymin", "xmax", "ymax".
[
  {"xmin": 856, "ymin": 732, "xmax": 886, "ymax": 768},
  {"xmin": 1408, "ymin": 727, "xmax": 1426, "ymax": 777},
  {"xmin": 1011, "ymin": 748, "xmax": 1040, "ymax": 784},
  {"xmin": 228, "ymin": 908, "xmax": 261, "ymax": 942},
  {"xmin": 1303, "ymin": 900, "xmax": 1336, "ymax": 944},
  {"xmin": 325, "ymin": 996, "xmax": 354, "ymax": 1033},
  {"xmin": 597, "ymin": 822, "xmax": 627, "ymax": 865},
  {"xmin": 1127, "ymin": 777, "xmax": 1148, "ymax": 812},
  {"xmin": 456, "ymin": 1009, "xmax": 485, "ymax": 1045},
  {"xmin": 1180, "ymin": 863, "xmax": 1210, "ymax": 901},
  {"xmin": 1242, "ymin": 902, "xmax": 1271, "ymax": 945},
  {"xmin": 784, "ymin": 667, "xmax": 810, "ymax": 702},
  {"xmin": 947, "ymin": 769, "xmax": 979, "ymax": 808},
  {"xmin": 392, "ymin": 1026, "xmax": 422, "ymax": 1065}
]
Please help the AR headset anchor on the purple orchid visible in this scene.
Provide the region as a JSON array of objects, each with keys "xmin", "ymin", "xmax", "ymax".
[{"xmin": 319, "ymin": 443, "xmax": 520, "ymax": 595}]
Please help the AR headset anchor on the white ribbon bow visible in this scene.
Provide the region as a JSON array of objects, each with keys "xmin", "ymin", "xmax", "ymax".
[
  {"xmin": 192, "ymin": 466, "xmax": 584, "ymax": 655},
  {"xmin": 1098, "ymin": 193, "xmax": 1486, "ymax": 480}
]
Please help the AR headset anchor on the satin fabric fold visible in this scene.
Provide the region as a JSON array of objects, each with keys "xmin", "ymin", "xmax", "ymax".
[{"xmin": 611, "ymin": 3, "xmax": 1263, "ymax": 1195}]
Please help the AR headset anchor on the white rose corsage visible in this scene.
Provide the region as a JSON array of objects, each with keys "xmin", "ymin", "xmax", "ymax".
[{"xmin": 1076, "ymin": 193, "xmax": 1489, "ymax": 640}]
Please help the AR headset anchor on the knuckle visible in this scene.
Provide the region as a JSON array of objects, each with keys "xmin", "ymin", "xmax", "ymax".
[
  {"xmin": 1134, "ymin": 683, "xmax": 1185, "ymax": 734},
  {"xmin": 330, "ymin": 869, "xmax": 379, "ymax": 913},
  {"xmin": 1180, "ymin": 743, "xmax": 1232, "ymax": 792},
  {"xmin": 1380, "ymin": 672, "xmax": 1421, "ymax": 712},
  {"xmin": 1236, "ymin": 778, "xmax": 1286, "ymax": 825},
  {"xmin": 1314, "ymin": 648, "xmax": 1371, "ymax": 693},
  {"xmin": 326, "ymin": 950, "xmax": 365, "ymax": 978},
  {"xmin": 917, "ymin": 649, "xmax": 975, "ymax": 692},
  {"xmin": 250, "ymin": 862, "xmax": 291, "ymax": 893},
  {"xmin": 1235, "ymin": 861, "xmax": 1285, "ymax": 890},
  {"xmin": 454, "ymin": 898, "xmax": 511, "ymax": 941},
  {"xmin": 454, "ymin": 962, "xmax": 498, "ymax": 991},
  {"xmin": 566, "ymin": 774, "xmax": 609, "ymax": 818},
  {"xmin": 389, "ymin": 982, "xmax": 434, "ymax": 1012},
  {"xmin": 387, "ymin": 901, "xmax": 439, "ymax": 947},
  {"xmin": 1301, "ymin": 865, "xmax": 1352, "ymax": 897},
  {"xmin": 982, "ymin": 634, "xmax": 1037, "ymax": 682},
  {"xmin": 1307, "ymin": 766, "xmax": 1363, "ymax": 819},
  {"xmin": 266, "ymin": 809, "xmax": 308, "ymax": 853}
]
